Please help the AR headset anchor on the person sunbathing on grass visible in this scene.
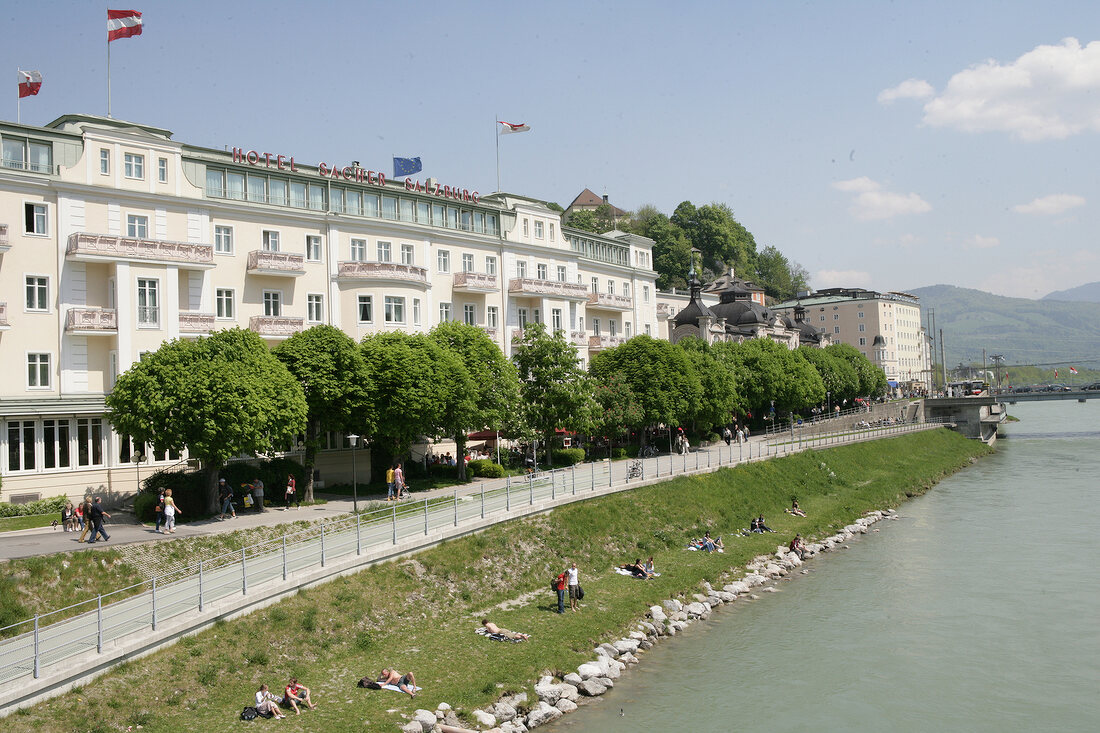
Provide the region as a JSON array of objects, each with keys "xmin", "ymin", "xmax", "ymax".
[
  {"xmin": 786, "ymin": 498, "xmax": 807, "ymax": 517},
  {"xmin": 482, "ymin": 619, "xmax": 530, "ymax": 640},
  {"xmin": 618, "ymin": 558, "xmax": 648, "ymax": 578},
  {"xmin": 378, "ymin": 667, "xmax": 417, "ymax": 698}
]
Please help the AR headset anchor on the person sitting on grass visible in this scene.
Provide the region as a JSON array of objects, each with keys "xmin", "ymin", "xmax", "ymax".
[
  {"xmin": 377, "ymin": 667, "xmax": 417, "ymax": 698},
  {"xmin": 786, "ymin": 498, "xmax": 807, "ymax": 517},
  {"xmin": 757, "ymin": 514, "xmax": 775, "ymax": 533},
  {"xmin": 254, "ymin": 684, "xmax": 287, "ymax": 719},
  {"xmin": 482, "ymin": 619, "xmax": 530, "ymax": 641},
  {"xmin": 643, "ymin": 556, "xmax": 656, "ymax": 578},
  {"xmin": 282, "ymin": 678, "xmax": 316, "ymax": 714},
  {"xmin": 618, "ymin": 558, "xmax": 648, "ymax": 578}
]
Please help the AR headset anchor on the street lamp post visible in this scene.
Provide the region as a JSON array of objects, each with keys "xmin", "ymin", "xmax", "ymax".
[
  {"xmin": 826, "ymin": 391, "xmax": 831, "ymax": 417},
  {"xmin": 347, "ymin": 434, "xmax": 359, "ymax": 514}
]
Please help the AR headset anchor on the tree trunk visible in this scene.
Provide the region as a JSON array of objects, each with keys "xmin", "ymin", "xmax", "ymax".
[
  {"xmin": 303, "ymin": 420, "xmax": 319, "ymax": 503},
  {"xmin": 204, "ymin": 463, "xmax": 222, "ymax": 515},
  {"xmin": 454, "ymin": 433, "xmax": 468, "ymax": 481},
  {"xmin": 544, "ymin": 430, "xmax": 555, "ymax": 467}
]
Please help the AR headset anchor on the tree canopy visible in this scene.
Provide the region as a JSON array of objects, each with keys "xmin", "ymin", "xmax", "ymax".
[
  {"xmin": 712, "ymin": 338, "xmax": 825, "ymax": 418},
  {"xmin": 827, "ymin": 343, "xmax": 889, "ymax": 397},
  {"xmin": 564, "ymin": 209, "xmax": 599, "ymax": 233},
  {"xmin": 798, "ymin": 345, "xmax": 860, "ymax": 405},
  {"xmin": 675, "ymin": 337, "xmax": 740, "ymax": 428}
]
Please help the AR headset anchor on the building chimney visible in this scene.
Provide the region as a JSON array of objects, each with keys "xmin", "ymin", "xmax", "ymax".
[
  {"xmin": 602, "ymin": 194, "xmax": 609, "ymax": 204},
  {"xmin": 728, "ymin": 267, "xmax": 735, "ymax": 278}
]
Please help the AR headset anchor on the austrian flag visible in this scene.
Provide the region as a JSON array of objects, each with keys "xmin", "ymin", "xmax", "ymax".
[
  {"xmin": 18, "ymin": 70, "xmax": 43, "ymax": 98},
  {"xmin": 107, "ymin": 9, "xmax": 143, "ymax": 41},
  {"xmin": 498, "ymin": 121, "xmax": 530, "ymax": 134}
]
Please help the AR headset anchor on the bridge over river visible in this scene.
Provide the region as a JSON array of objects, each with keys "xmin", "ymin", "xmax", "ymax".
[{"xmin": 996, "ymin": 389, "xmax": 1100, "ymax": 403}]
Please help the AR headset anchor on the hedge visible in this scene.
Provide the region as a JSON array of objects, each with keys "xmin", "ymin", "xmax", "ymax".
[
  {"xmin": 467, "ymin": 459, "xmax": 505, "ymax": 478},
  {"xmin": 552, "ymin": 448, "xmax": 585, "ymax": 466},
  {"xmin": 0, "ymin": 495, "xmax": 69, "ymax": 518}
]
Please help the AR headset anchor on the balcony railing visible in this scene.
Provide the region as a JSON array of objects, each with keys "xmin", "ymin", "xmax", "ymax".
[
  {"xmin": 179, "ymin": 312, "xmax": 216, "ymax": 333},
  {"xmin": 508, "ymin": 278, "xmax": 590, "ymax": 300},
  {"xmin": 0, "ymin": 223, "xmax": 9, "ymax": 250},
  {"xmin": 337, "ymin": 261, "xmax": 428, "ymax": 285},
  {"xmin": 453, "ymin": 271, "xmax": 498, "ymax": 292},
  {"xmin": 246, "ymin": 250, "xmax": 306, "ymax": 276},
  {"xmin": 480, "ymin": 326, "xmax": 499, "ymax": 340},
  {"xmin": 656, "ymin": 303, "xmax": 672, "ymax": 317},
  {"xmin": 66, "ymin": 233, "xmax": 214, "ymax": 266},
  {"xmin": 0, "ymin": 302, "xmax": 9, "ymax": 329},
  {"xmin": 66, "ymin": 307, "xmax": 117, "ymax": 333},
  {"xmin": 1, "ymin": 159, "xmax": 56, "ymax": 174},
  {"xmin": 587, "ymin": 292, "xmax": 634, "ymax": 310},
  {"xmin": 588, "ymin": 334, "xmax": 626, "ymax": 350},
  {"xmin": 571, "ymin": 331, "xmax": 588, "ymax": 347},
  {"xmin": 249, "ymin": 316, "xmax": 304, "ymax": 338}
]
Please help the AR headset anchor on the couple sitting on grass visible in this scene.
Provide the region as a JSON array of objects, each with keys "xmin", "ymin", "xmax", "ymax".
[
  {"xmin": 784, "ymin": 498, "xmax": 807, "ymax": 517},
  {"xmin": 618, "ymin": 557, "xmax": 657, "ymax": 578},
  {"xmin": 688, "ymin": 532, "xmax": 724, "ymax": 552},
  {"xmin": 254, "ymin": 679, "xmax": 316, "ymax": 718}
]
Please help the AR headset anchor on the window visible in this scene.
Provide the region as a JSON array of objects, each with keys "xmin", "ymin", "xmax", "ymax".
[
  {"xmin": 357, "ymin": 295, "xmax": 373, "ymax": 323},
  {"xmin": 27, "ymin": 353, "xmax": 51, "ymax": 389},
  {"xmin": 437, "ymin": 249, "xmax": 450, "ymax": 272},
  {"xmin": 307, "ymin": 294, "xmax": 324, "ymax": 323},
  {"xmin": 626, "ymin": 322, "xmax": 632, "ymax": 337},
  {"xmin": 350, "ymin": 238, "xmax": 366, "ymax": 262},
  {"xmin": 537, "ymin": 263, "xmax": 548, "ymax": 280},
  {"xmin": 834, "ymin": 314, "xmax": 840, "ymax": 321},
  {"xmin": 439, "ymin": 302, "xmax": 452, "ymax": 322},
  {"xmin": 534, "ymin": 221, "xmax": 544, "ymax": 239},
  {"xmin": 43, "ymin": 418, "xmax": 71, "ymax": 469},
  {"xmin": 401, "ymin": 243, "xmax": 414, "ymax": 265},
  {"xmin": 645, "ymin": 324, "xmax": 651, "ymax": 336},
  {"xmin": 462, "ymin": 253, "xmax": 474, "ymax": 272},
  {"xmin": 216, "ymin": 288, "xmax": 234, "ymax": 319},
  {"xmin": 214, "ymin": 225, "xmax": 233, "ymax": 254},
  {"xmin": 126, "ymin": 214, "xmax": 148, "ymax": 239},
  {"xmin": 643, "ymin": 285, "xmax": 650, "ymax": 303},
  {"xmin": 858, "ymin": 323, "xmax": 866, "ymax": 332},
  {"xmin": 858, "ymin": 311, "xmax": 865, "ymax": 319},
  {"xmin": 306, "ymin": 235, "xmax": 322, "ymax": 261},
  {"xmin": 25, "ymin": 276, "xmax": 48, "ymax": 311},
  {"xmin": 593, "ymin": 318, "xmax": 601, "ymax": 336},
  {"xmin": 137, "ymin": 278, "xmax": 159, "ymax": 326},
  {"xmin": 76, "ymin": 418, "xmax": 104, "ymax": 467},
  {"xmin": 590, "ymin": 277, "xmax": 599, "ymax": 293},
  {"xmin": 551, "ymin": 308, "xmax": 563, "ymax": 332},
  {"xmin": 124, "ymin": 152, "xmax": 144, "ymax": 179},
  {"xmin": 556, "ymin": 265, "xmax": 567, "ymax": 282},
  {"xmin": 487, "ymin": 305, "xmax": 499, "ymax": 328},
  {"xmin": 516, "ymin": 261, "xmax": 527, "ymax": 278},
  {"xmin": 523, "ymin": 218, "xmax": 529, "ymax": 236},
  {"xmin": 463, "ymin": 304, "xmax": 476, "ymax": 326},
  {"xmin": 518, "ymin": 307, "xmax": 529, "ymax": 328},
  {"xmin": 24, "ymin": 203, "xmax": 47, "ymax": 235},
  {"xmin": 833, "ymin": 326, "xmax": 840, "ymax": 334},
  {"xmin": 3, "ymin": 137, "xmax": 51, "ymax": 172},
  {"xmin": 384, "ymin": 296, "xmax": 405, "ymax": 323},
  {"xmin": 485, "ymin": 256, "xmax": 497, "ymax": 275},
  {"xmin": 158, "ymin": 157, "xmax": 168, "ymax": 183},
  {"xmin": 382, "ymin": 196, "xmax": 397, "ymax": 219},
  {"xmin": 262, "ymin": 230, "xmax": 280, "ymax": 252},
  {"xmin": 432, "ymin": 203, "xmax": 445, "ymax": 225},
  {"xmin": 820, "ymin": 315, "xmax": 826, "ymax": 322},
  {"xmin": 608, "ymin": 280, "xmax": 615, "ymax": 295},
  {"xmin": 377, "ymin": 240, "xmax": 392, "ymax": 262},
  {"xmin": 623, "ymin": 283, "xmax": 630, "ymax": 298},
  {"xmin": 532, "ymin": 308, "xmax": 541, "ymax": 324},
  {"xmin": 859, "ymin": 337, "xmax": 867, "ymax": 346},
  {"xmin": 549, "ymin": 223, "xmax": 555, "ymax": 241},
  {"xmin": 100, "ymin": 149, "xmax": 110, "ymax": 175},
  {"xmin": 263, "ymin": 291, "xmax": 281, "ymax": 317},
  {"xmin": 609, "ymin": 320, "xmax": 617, "ymax": 337},
  {"xmin": 7, "ymin": 420, "xmax": 36, "ymax": 471},
  {"xmin": 412, "ymin": 298, "xmax": 421, "ymax": 325}
]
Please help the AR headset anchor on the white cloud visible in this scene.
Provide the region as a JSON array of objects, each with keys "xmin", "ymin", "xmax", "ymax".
[
  {"xmin": 832, "ymin": 177, "xmax": 932, "ymax": 221},
  {"xmin": 816, "ymin": 269, "xmax": 872, "ymax": 289},
  {"xmin": 968, "ymin": 234, "xmax": 1001, "ymax": 249},
  {"xmin": 878, "ymin": 78, "xmax": 935, "ymax": 103},
  {"xmin": 921, "ymin": 37, "xmax": 1100, "ymax": 140},
  {"xmin": 1012, "ymin": 193, "xmax": 1086, "ymax": 215}
]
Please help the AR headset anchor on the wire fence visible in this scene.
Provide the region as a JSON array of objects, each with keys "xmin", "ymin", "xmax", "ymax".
[{"xmin": 0, "ymin": 418, "xmax": 945, "ymax": 688}]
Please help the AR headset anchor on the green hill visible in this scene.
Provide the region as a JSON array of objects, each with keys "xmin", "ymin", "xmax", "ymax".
[
  {"xmin": 909, "ymin": 284, "xmax": 1100, "ymax": 370},
  {"xmin": 1043, "ymin": 281, "xmax": 1100, "ymax": 303}
]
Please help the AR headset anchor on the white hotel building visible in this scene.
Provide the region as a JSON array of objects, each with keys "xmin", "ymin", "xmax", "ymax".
[{"xmin": 0, "ymin": 114, "xmax": 658, "ymax": 503}]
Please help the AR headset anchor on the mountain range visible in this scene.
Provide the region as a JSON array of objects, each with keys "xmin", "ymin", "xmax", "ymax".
[
  {"xmin": 1042, "ymin": 281, "xmax": 1100, "ymax": 303},
  {"xmin": 908, "ymin": 284, "xmax": 1100, "ymax": 368}
]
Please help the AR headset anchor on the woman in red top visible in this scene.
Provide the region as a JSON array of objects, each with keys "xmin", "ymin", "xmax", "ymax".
[
  {"xmin": 284, "ymin": 474, "xmax": 298, "ymax": 511},
  {"xmin": 555, "ymin": 571, "xmax": 567, "ymax": 614}
]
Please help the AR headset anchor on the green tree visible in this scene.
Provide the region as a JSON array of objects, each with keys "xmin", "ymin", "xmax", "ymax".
[
  {"xmin": 588, "ymin": 335, "xmax": 702, "ymax": 445},
  {"xmin": 430, "ymin": 321, "xmax": 520, "ymax": 480},
  {"xmin": 629, "ymin": 206, "xmax": 692, "ymax": 290},
  {"xmin": 545, "ymin": 201, "xmax": 564, "ymax": 213},
  {"xmin": 713, "ymin": 338, "xmax": 824, "ymax": 419},
  {"xmin": 675, "ymin": 337, "xmax": 740, "ymax": 429},
  {"xmin": 798, "ymin": 345, "xmax": 860, "ymax": 405},
  {"xmin": 593, "ymin": 202, "xmax": 618, "ymax": 233},
  {"xmin": 511, "ymin": 324, "xmax": 593, "ymax": 466},
  {"xmin": 827, "ymin": 343, "xmax": 889, "ymax": 397},
  {"xmin": 565, "ymin": 208, "xmax": 599, "ymax": 233},
  {"xmin": 591, "ymin": 373, "xmax": 645, "ymax": 442},
  {"xmin": 671, "ymin": 201, "xmax": 759, "ymax": 280},
  {"xmin": 106, "ymin": 328, "xmax": 307, "ymax": 512},
  {"xmin": 273, "ymin": 325, "xmax": 373, "ymax": 502}
]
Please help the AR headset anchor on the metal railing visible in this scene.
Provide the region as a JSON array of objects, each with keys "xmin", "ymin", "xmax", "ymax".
[{"xmin": 0, "ymin": 418, "xmax": 944, "ymax": 688}]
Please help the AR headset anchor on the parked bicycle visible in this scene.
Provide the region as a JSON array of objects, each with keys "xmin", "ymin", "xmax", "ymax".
[
  {"xmin": 638, "ymin": 445, "xmax": 658, "ymax": 459},
  {"xmin": 626, "ymin": 460, "xmax": 643, "ymax": 479}
]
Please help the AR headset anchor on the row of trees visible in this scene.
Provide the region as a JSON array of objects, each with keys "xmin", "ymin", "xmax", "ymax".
[{"xmin": 107, "ymin": 324, "xmax": 885, "ymax": 514}]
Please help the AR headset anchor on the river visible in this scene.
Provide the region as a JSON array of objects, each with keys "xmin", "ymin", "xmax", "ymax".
[{"xmin": 547, "ymin": 400, "xmax": 1100, "ymax": 732}]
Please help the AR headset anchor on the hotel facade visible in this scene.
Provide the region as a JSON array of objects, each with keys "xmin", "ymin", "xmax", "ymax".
[{"xmin": 0, "ymin": 114, "xmax": 659, "ymax": 503}]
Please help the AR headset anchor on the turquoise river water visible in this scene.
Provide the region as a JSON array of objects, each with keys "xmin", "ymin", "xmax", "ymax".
[{"xmin": 547, "ymin": 400, "xmax": 1100, "ymax": 732}]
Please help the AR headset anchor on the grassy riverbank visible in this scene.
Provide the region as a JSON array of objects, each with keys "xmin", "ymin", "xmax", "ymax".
[{"xmin": 8, "ymin": 429, "xmax": 989, "ymax": 733}]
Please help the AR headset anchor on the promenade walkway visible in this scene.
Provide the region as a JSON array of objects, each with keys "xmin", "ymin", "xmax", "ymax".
[{"xmin": 0, "ymin": 420, "xmax": 943, "ymax": 715}]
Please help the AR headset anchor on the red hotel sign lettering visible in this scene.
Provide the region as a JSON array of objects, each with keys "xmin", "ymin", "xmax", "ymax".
[{"xmin": 231, "ymin": 147, "xmax": 478, "ymax": 204}]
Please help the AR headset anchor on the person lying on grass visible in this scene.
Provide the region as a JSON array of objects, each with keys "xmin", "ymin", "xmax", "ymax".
[
  {"xmin": 689, "ymin": 532, "xmax": 724, "ymax": 552},
  {"xmin": 378, "ymin": 667, "xmax": 418, "ymax": 698},
  {"xmin": 618, "ymin": 558, "xmax": 649, "ymax": 579},
  {"xmin": 482, "ymin": 619, "xmax": 530, "ymax": 640},
  {"xmin": 282, "ymin": 677, "xmax": 316, "ymax": 714},
  {"xmin": 786, "ymin": 498, "xmax": 807, "ymax": 517}
]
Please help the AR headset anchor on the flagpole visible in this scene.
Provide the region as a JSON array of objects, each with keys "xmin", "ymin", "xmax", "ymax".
[
  {"xmin": 107, "ymin": 32, "xmax": 112, "ymax": 118},
  {"xmin": 16, "ymin": 71, "xmax": 21, "ymax": 124},
  {"xmin": 495, "ymin": 116, "xmax": 501, "ymax": 193}
]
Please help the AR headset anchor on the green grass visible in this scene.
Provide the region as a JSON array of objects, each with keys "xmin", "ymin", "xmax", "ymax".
[
  {"xmin": 0, "ymin": 515, "xmax": 59, "ymax": 533},
  {"xmin": 5, "ymin": 430, "xmax": 990, "ymax": 732}
]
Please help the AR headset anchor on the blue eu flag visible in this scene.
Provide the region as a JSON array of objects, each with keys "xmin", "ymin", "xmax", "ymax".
[{"xmin": 393, "ymin": 156, "xmax": 422, "ymax": 178}]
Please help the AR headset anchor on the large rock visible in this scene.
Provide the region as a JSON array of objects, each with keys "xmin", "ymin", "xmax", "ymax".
[
  {"xmin": 535, "ymin": 681, "xmax": 578, "ymax": 704},
  {"xmin": 601, "ymin": 661, "xmax": 621, "ymax": 680},
  {"xmin": 629, "ymin": 630, "xmax": 648, "ymax": 640},
  {"xmin": 400, "ymin": 723, "xmax": 422, "ymax": 733},
  {"xmin": 563, "ymin": 673, "xmax": 583, "ymax": 687},
  {"xmin": 692, "ymin": 593, "xmax": 709, "ymax": 603},
  {"xmin": 491, "ymin": 702, "xmax": 518, "ymax": 722},
  {"xmin": 723, "ymin": 581, "xmax": 750, "ymax": 595},
  {"xmin": 639, "ymin": 638, "xmax": 654, "ymax": 650},
  {"xmin": 671, "ymin": 611, "xmax": 688, "ymax": 622},
  {"xmin": 715, "ymin": 591, "xmax": 736, "ymax": 602},
  {"xmin": 576, "ymin": 678, "xmax": 608, "ymax": 696},
  {"xmin": 620, "ymin": 651, "xmax": 639, "ymax": 665},
  {"xmin": 526, "ymin": 701, "xmax": 563, "ymax": 729},
  {"xmin": 684, "ymin": 602, "xmax": 708, "ymax": 617},
  {"xmin": 555, "ymin": 698, "xmax": 578, "ymax": 714},
  {"xmin": 595, "ymin": 676, "xmax": 614, "ymax": 688},
  {"xmin": 473, "ymin": 709, "xmax": 498, "ymax": 728},
  {"xmin": 412, "ymin": 709, "xmax": 437, "ymax": 732},
  {"xmin": 500, "ymin": 721, "xmax": 528, "ymax": 733},
  {"xmin": 577, "ymin": 662, "xmax": 603, "ymax": 680},
  {"xmin": 661, "ymin": 599, "xmax": 683, "ymax": 613},
  {"xmin": 649, "ymin": 605, "xmax": 668, "ymax": 624},
  {"xmin": 612, "ymin": 638, "xmax": 640, "ymax": 654},
  {"xmin": 598, "ymin": 642, "xmax": 621, "ymax": 658}
]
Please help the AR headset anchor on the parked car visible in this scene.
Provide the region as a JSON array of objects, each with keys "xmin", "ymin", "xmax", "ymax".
[
  {"xmin": 1083, "ymin": 382, "xmax": 1100, "ymax": 391},
  {"xmin": 1046, "ymin": 384, "xmax": 1071, "ymax": 392}
]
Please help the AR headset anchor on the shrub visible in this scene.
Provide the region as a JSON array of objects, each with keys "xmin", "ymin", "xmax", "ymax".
[
  {"xmin": 0, "ymin": 495, "xmax": 69, "ymax": 518},
  {"xmin": 613, "ymin": 447, "xmax": 628, "ymax": 459},
  {"xmin": 552, "ymin": 448, "xmax": 585, "ymax": 466},
  {"xmin": 467, "ymin": 459, "xmax": 505, "ymax": 478},
  {"xmin": 707, "ymin": 432, "xmax": 721, "ymax": 443}
]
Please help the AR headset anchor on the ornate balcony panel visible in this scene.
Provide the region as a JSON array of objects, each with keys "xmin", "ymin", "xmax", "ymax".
[
  {"xmin": 249, "ymin": 316, "xmax": 304, "ymax": 339},
  {"xmin": 336, "ymin": 261, "xmax": 428, "ymax": 286},
  {"xmin": 571, "ymin": 331, "xmax": 588, "ymax": 347},
  {"xmin": 479, "ymin": 326, "xmax": 499, "ymax": 340},
  {"xmin": 588, "ymin": 334, "xmax": 626, "ymax": 351},
  {"xmin": 508, "ymin": 278, "xmax": 589, "ymax": 300},
  {"xmin": 0, "ymin": 223, "xmax": 9, "ymax": 252},
  {"xmin": 66, "ymin": 307, "xmax": 117, "ymax": 334},
  {"xmin": 179, "ymin": 312, "xmax": 216, "ymax": 334},
  {"xmin": 452, "ymin": 271, "xmax": 498, "ymax": 292},
  {"xmin": 246, "ymin": 250, "xmax": 306, "ymax": 276},
  {"xmin": 656, "ymin": 303, "xmax": 673, "ymax": 318},
  {"xmin": 66, "ymin": 233, "xmax": 214, "ymax": 267},
  {"xmin": 0, "ymin": 302, "xmax": 9, "ymax": 330},
  {"xmin": 587, "ymin": 292, "xmax": 634, "ymax": 311}
]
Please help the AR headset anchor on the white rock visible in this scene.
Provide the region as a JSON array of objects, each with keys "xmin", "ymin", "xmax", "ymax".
[
  {"xmin": 715, "ymin": 591, "xmax": 736, "ymax": 602},
  {"xmin": 620, "ymin": 651, "xmax": 639, "ymax": 664},
  {"xmin": 401, "ymin": 722, "xmax": 423, "ymax": 733},
  {"xmin": 500, "ymin": 721, "xmax": 528, "ymax": 733},
  {"xmin": 473, "ymin": 709, "xmax": 497, "ymax": 728},
  {"xmin": 491, "ymin": 702, "xmax": 517, "ymax": 722},
  {"xmin": 577, "ymin": 663, "xmax": 603, "ymax": 680},
  {"xmin": 526, "ymin": 701, "xmax": 563, "ymax": 729},
  {"xmin": 556, "ymin": 699, "xmax": 578, "ymax": 714},
  {"xmin": 723, "ymin": 581, "xmax": 750, "ymax": 594},
  {"xmin": 436, "ymin": 702, "xmax": 451, "ymax": 711},
  {"xmin": 612, "ymin": 638, "xmax": 639, "ymax": 654},
  {"xmin": 671, "ymin": 610, "xmax": 688, "ymax": 622},
  {"xmin": 412, "ymin": 709, "xmax": 437, "ymax": 732},
  {"xmin": 661, "ymin": 599, "xmax": 683, "ymax": 613},
  {"xmin": 649, "ymin": 606, "xmax": 668, "ymax": 624},
  {"xmin": 684, "ymin": 601, "xmax": 707, "ymax": 617},
  {"xmin": 576, "ymin": 678, "xmax": 608, "ymax": 696},
  {"xmin": 629, "ymin": 630, "xmax": 647, "ymax": 640},
  {"xmin": 762, "ymin": 586, "xmax": 778, "ymax": 593},
  {"xmin": 538, "ymin": 675, "xmax": 553, "ymax": 686},
  {"xmin": 563, "ymin": 673, "xmax": 583, "ymax": 687}
]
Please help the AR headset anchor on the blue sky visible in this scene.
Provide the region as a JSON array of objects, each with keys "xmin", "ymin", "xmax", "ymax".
[{"xmin": 6, "ymin": 1, "xmax": 1100, "ymax": 299}]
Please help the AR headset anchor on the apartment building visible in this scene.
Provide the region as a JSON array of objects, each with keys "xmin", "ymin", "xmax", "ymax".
[{"xmin": 0, "ymin": 113, "xmax": 657, "ymax": 502}]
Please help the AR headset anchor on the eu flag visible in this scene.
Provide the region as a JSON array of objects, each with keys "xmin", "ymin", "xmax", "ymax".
[{"xmin": 393, "ymin": 156, "xmax": 423, "ymax": 178}]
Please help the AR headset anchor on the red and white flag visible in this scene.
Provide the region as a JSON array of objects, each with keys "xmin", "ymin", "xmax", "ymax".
[
  {"xmin": 1070, "ymin": 366, "xmax": 1078, "ymax": 374},
  {"xmin": 107, "ymin": 10, "xmax": 143, "ymax": 41},
  {"xmin": 18, "ymin": 70, "xmax": 42, "ymax": 98},
  {"xmin": 498, "ymin": 121, "xmax": 530, "ymax": 134}
]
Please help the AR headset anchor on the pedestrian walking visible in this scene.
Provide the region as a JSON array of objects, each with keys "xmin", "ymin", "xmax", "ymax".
[
  {"xmin": 394, "ymin": 462, "xmax": 405, "ymax": 499},
  {"xmin": 154, "ymin": 488, "xmax": 165, "ymax": 533},
  {"xmin": 162, "ymin": 488, "xmax": 182, "ymax": 533},
  {"xmin": 251, "ymin": 477, "xmax": 265, "ymax": 513},
  {"xmin": 77, "ymin": 496, "xmax": 94, "ymax": 542},
  {"xmin": 218, "ymin": 478, "xmax": 236, "ymax": 520},
  {"xmin": 284, "ymin": 473, "xmax": 298, "ymax": 510},
  {"xmin": 386, "ymin": 464, "xmax": 396, "ymax": 501},
  {"xmin": 86, "ymin": 496, "xmax": 111, "ymax": 543}
]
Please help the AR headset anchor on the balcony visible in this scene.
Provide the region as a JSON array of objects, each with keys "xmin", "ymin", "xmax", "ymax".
[
  {"xmin": 587, "ymin": 292, "xmax": 634, "ymax": 311},
  {"xmin": 246, "ymin": 250, "xmax": 306, "ymax": 277},
  {"xmin": 508, "ymin": 278, "xmax": 590, "ymax": 300},
  {"xmin": 66, "ymin": 307, "xmax": 117, "ymax": 335},
  {"xmin": 66, "ymin": 233, "xmax": 214, "ymax": 267},
  {"xmin": 452, "ymin": 271, "xmax": 498, "ymax": 292},
  {"xmin": 588, "ymin": 334, "xmax": 626, "ymax": 351},
  {"xmin": 571, "ymin": 331, "xmax": 588, "ymax": 347},
  {"xmin": 249, "ymin": 315, "xmax": 304, "ymax": 339},
  {"xmin": 0, "ymin": 223, "xmax": 9, "ymax": 252},
  {"xmin": 336, "ymin": 261, "xmax": 429, "ymax": 286},
  {"xmin": 0, "ymin": 302, "xmax": 9, "ymax": 330},
  {"xmin": 179, "ymin": 312, "xmax": 216, "ymax": 334},
  {"xmin": 479, "ymin": 326, "xmax": 499, "ymax": 340},
  {"xmin": 657, "ymin": 303, "xmax": 672, "ymax": 318}
]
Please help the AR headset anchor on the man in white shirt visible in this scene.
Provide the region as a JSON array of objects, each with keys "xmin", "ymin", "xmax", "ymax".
[{"xmin": 567, "ymin": 561, "xmax": 580, "ymax": 612}]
